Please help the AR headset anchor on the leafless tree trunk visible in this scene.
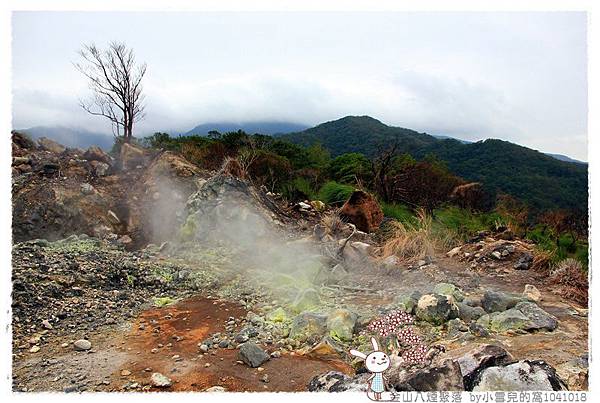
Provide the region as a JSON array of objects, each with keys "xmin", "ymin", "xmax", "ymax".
[{"xmin": 74, "ymin": 41, "xmax": 147, "ymax": 143}]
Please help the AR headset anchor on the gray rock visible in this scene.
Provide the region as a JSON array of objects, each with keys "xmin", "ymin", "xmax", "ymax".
[
  {"xmin": 457, "ymin": 302, "xmax": 486, "ymax": 322},
  {"xmin": 481, "ymin": 290, "xmax": 525, "ymax": 313},
  {"xmin": 150, "ymin": 372, "xmax": 172, "ymax": 388},
  {"xmin": 447, "ymin": 318, "xmax": 468, "ymax": 338},
  {"xmin": 514, "ymin": 252, "xmax": 534, "ymax": 270},
  {"xmin": 469, "ymin": 322, "xmax": 490, "ymax": 337},
  {"xmin": 289, "ymin": 312, "xmax": 327, "ymax": 342},
  {"xmin": 457, "ymin": 344, "xmax": 514, "ymax": 390},
  {"xmin": 473, "ymin": 360, "xmax": 567, "ymax": 391},
  {"xmin": 515, "ymin": 301, "xmax": 558, "ymax": 331},
  {"xmin": 238, "ymin": 342, "xmax": 270, "ymax": 368},
  {"xmin": 392, "ymin": 359, "xmax": 464, "ymax": 391},
  {"xmin": 415, "ymin": 294, "xmax": 459, "ymax": 325},
  {"xmin": 463, "ymin": 295, "xmax": 482, "ymax": 307},
  {"xmin": 74, "ymin": 339, "xmax": 91, "ymax": 351},
  {"xmin": 80, "ymin": 183, "xmax": 95, "ymax": 195}
]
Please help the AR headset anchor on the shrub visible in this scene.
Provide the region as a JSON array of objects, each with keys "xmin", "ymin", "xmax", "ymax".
[
  {"xmin": 318, "ymin": 181, "xmax": 355, "ymax": 205},
  {"xmin": 381, "ymin": 202, "xmax": 417, "ymax": 225},
  {"xmin": 321, "ymin": 209, "xmax": 345, "ymax": 236}
]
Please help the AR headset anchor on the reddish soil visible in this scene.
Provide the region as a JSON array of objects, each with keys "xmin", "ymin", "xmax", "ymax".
[{"xmin": 113, "ymin": 296, "xmax": 353, "ymax": 392}]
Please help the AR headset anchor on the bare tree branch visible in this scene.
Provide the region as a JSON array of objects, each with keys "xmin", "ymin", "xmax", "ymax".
[{"xmin": 74, "ymin": 41, "xmax": 146, "ymax": 143}]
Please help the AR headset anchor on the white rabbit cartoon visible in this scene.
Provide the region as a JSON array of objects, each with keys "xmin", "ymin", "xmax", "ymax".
[{"xmin": 350, "ymin": 337, "xmax": 391, "ymax": 401}]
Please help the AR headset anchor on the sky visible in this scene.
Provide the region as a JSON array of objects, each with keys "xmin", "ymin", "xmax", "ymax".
[{"xmin": 11, "ymin": 11, "xmax": 588, "ymax": 160}]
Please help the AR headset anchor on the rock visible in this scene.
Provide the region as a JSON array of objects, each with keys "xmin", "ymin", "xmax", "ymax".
[
  {"xmin": 514, "ymin": 252, "xmax": 534, "ymax": 270},
  {"xmin": 84, "ymin": 146, "xmax": 111, "ymax": 164},
  {"xmin": 80, "ymin": 183, "xmax": 95, "ymax": 195},
  {"xmin": 310, "ymin": 200, "xmax": 325, "ymax": 212},
  {"xmin": 446, "ymin": 246, "xmax": 462, "ymax": 258},
  {"xmin": 90, "ymin": 160, "xmax": 110, "ymax": 176},
  {"xmin": 514, "ymin": 301, "xmax": 558, "ymax": 331},
  {"xmin": 393, "ymin": 291, "xmax": 421, "ymax": 314},
  {"xmin": 74, "ymin": 339, "xmax": 92, "ymax": 351},
  {"xmin": 457, "ymin": 344, "xmax": 514, "ymax": 390},
  {"xmin": 326, "ymin": 309, "xmax": 357, "ymax": 341},
  {"xmin": 481, "ymin": 290, "xmax": 525, "ymax": 313},
  {"xmin": 457, "ymin": 302, "xmax": 486, "ymax": 322},
  {"xmin": 37, "ymin": 137, "xmax": 65, "ymax": 154},
  {"xmin": 447, "ymin": 318, "xmax": 468, "ymax": 337},
  {"xmin": 305, "ymin": 336, "xmax": 345, "ymax": 360},
  {"xmin": 117, "ymin": 235, "xmax": 133, "ymax": 245},
  {"xmin": 121, "ymin": 369, "xmax": 131, "ymax": 376},
  {"xmin": 415, "ymin": 294, "xmax": 459, "ymax": 325},
  {"xmin": 433, "ymin": 283, "xmax": 464, "ymax": 302},
  {"xmin": 41, "ymin": 319, "xmax": 53, "ymax": 329},
  {"xmin": 313, "ymin": 224, "xmax": 327, "ymax": 241},
  {"xmin": 13, "ymin": 156, "xmax": 31, "ymax": 166},
  {"xmin": 473, "ymin": 360, "xmax": 567, "ymax": 391},
  {"xmin": 298, "ymin": 201, "xmax": 312, "ymax": 210},
  {"xmin": 308, "ymin": 371, "xmax": 367, "ymax": 392},
  {"xmin": 120, "ymin": 143, "xmax": 147, "ymax": 170},
  {"xmin": 291, "ymin": 288, "xmax": 321, "ymax": 312},
  {"xmin": 489, "ymin": 309, "xmax": 530, "ymax": 332},
  {"xmin": 238, "ymin": 342, "xmax": 270, "ymax": 368},
  {"xmin": 265, "ymin": 307, "xmax": 287, "ymax": 323},
  {"xmin": 556, "ymin": 356, "xmax": 588, "ymax": 390},
  {"xmin": 491, "ymin": 251, "xmax": 503, "ymax": 260},
  {"xmin": 29, "ymin": 345, "xmax": 40, "ymax": 353},
  {"xmin": 463, "ymin": 295, "xmax": 482, "ymax": 307},
  {"xmin": 204, "ymin": 386, "xmax": 227, "ymax": 392},
  {"xmin": 289, "ymin": 312, "xmax": 327, "ymax": 342},
  {"xmin": 392, "ymin": 359, "xmax": 464, "ymax": 391},
  {"xmin": 523, "ymin": 284, "xmax": 542, "ymax": 302},
  {"xmin": 340, "ymin": 190, "xmax": 383, "ymax": 233},
  {"xmin": 199, "ymin": 344, "xmax": 209, "ymax": 353},
  {"xmin": 150, "ymin": 372, "xmax": 172, "ymax": 388},
  {"xmin": 469, "ymin": 322, "xmax": 490, "ymax": 337}
]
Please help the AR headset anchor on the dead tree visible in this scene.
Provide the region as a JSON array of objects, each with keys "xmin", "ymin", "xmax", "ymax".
[{"xmin": 75, "ymin": 41, "xmax": 147, "ymax": 143}]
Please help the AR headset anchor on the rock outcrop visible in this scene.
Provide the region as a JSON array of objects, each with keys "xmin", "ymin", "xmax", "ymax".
[{"xmin": 340, "ymin": 190, "xmax": 383, "ymax": 233}]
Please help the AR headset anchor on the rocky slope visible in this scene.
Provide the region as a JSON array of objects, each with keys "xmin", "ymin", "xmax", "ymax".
[{"xmin": 11, "ymin": 133, "xmax": 588, "ymax": 392}]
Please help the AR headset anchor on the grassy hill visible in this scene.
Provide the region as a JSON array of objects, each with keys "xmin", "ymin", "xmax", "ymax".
[{"xmin": 283, "ymin": 116, "xmax": 588, "ymax": 213}]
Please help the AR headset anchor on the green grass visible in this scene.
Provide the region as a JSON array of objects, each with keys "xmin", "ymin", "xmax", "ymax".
[
  {"xmin": 381, "ymin": 202, "xmax": 417, "ymax": 225},
  {"xmin": 526, "ymin": 226, "xmax": 588, "ymax": 268},
  {"xmin": 318, "ymin": 181, "xmax": 355, "ymax": 205}
]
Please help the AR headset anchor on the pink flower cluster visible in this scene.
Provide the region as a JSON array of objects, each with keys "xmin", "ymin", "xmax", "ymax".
[
  {"xmin": 366, "ymin": 310, "xmax": 427, "ymax": 366},
  {"xmin": 366, "ymin": 310, "xmax": 414, "ymax": 337}
]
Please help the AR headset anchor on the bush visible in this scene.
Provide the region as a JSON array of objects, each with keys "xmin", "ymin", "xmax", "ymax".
[
  {"xmin": 434, "ymin": 206, "xmax": 502, "ymax": 240},
  {"xmin": 318, "ymin": 181, "xmax": 355, "ymax": 205},
  {"xmin": 281, "ymin": 177, "xmax": 317, "ymax": 201}
]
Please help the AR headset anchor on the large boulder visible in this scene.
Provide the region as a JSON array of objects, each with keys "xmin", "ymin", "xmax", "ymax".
[
  {"xmin": 457, "ymin": 344, "xmax": 514, "ymax": 390},
  {"xmin": 488, "ymin": 310, "xmax": 530, "ymax": 333},
  {"xmin": 392, "ymin": 359, "xmax": 464, "ymax": 391},
  {"xmin": 393, "ymin": 291, "xmax": 422, "ymax": 314},
  {"xmin": 289, "ymin": 312, "xmax": 328, "ymax": 342},
  {"xmin": 472, "ymin": 360, "xmax": 567, "ymax": 391},
  {"xmin": 37, "ymin": 137, "xmax": 65, "ymax": 154},
  {"xmin": 326, "ymin": 309, "xmax": 357, "ymax": 341},
  {"xmin": 415, "ymin": 294, "xmax": 459, "ymax": 325},
  {"xmin": 340, "ymin": 190, "xmax": 383, "ymax": 233}
]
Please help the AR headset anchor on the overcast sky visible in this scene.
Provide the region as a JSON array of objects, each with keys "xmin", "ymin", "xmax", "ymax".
[{"xmin": 12, "ymin": 11, "xmax": 587, "ymax": 160}]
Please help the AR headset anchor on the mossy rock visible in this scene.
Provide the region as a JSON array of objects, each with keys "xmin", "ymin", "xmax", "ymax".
[
  {"xmin": 433, "ymin": 283, "xmax": 465, "ymax": 302},
  {"xmin": 326, "ymin": 309, "xmax": 358, "ymax": 342},
  {"xmin": 289, "ymin": 311, "xmax": 327, "ymax": 342}
]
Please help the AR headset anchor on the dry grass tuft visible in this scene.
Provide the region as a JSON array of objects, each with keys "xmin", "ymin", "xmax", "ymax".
[
  {"xmin": 321, "ymin": 209, "xmax": 345, "ymax": 236},
  {"xmin": 549, "ymin": 258, "xmax": 588, "ymax": 305},
  {"xmin": 379, "ymin": 208, "xmax": 452, "ymax": 264},
  {"xmin": 531, "ymin": 248, "xmax": 555, "ymax": 272}
]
